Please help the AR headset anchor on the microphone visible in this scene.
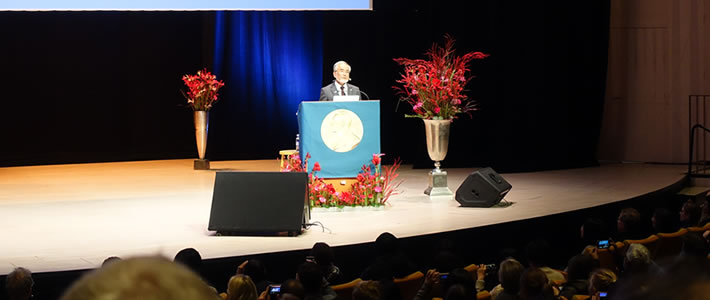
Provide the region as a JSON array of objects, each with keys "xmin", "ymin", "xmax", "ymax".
[{"xmin": 360, "ymin": 90, "xmax": 370, "ymax": 100}]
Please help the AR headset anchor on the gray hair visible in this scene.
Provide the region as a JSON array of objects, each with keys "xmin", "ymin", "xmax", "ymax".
[
  {"xmin": 333, "ymin": 61, "xmax": 351, "ymax": 72},
  {"xmin": 624, "ymin": 243, "xmax": 651, "ymax": 266}
]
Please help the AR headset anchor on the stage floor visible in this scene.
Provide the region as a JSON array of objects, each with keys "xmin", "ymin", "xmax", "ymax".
[{"xmin": 0, "ymin": 159, "xmax": 686, "ymax": 273}]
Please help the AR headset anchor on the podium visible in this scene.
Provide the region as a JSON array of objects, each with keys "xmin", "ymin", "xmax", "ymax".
[{"xmin": 298, "ymin": 100, "xmax": 380, "ymax": 178}]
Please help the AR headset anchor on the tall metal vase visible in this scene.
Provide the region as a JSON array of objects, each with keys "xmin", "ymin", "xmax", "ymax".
[
  {"xmin": 423, "ymin": 119, "xmax": 453, "ymax": 197},
  {"xmin": 193, "ymin": 110, "xmax": 210, "ymax": 170}
]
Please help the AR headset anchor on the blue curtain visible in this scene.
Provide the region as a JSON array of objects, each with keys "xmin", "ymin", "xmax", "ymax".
[{"xmin": 210, "ymin": 11, "xmax": 323, "ymax": 159}]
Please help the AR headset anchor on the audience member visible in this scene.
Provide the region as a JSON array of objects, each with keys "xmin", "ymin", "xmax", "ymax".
[
  {"xmin": 226, "ymin": 275, "xmax": 258, "ymax": 300},
  {"xmin": 580, "ymin": 217, "xmax": 609, "ymax": 247},
  {"xmin": 101, "ymin": 256, "xmax": 121, "ymax": 267},
  {"xmin": 279, "ymin": 279, "xmax": 306, "ymax": 300},
  {"xmin": 524, "ymin": 239, "xmax": 565, "ymax": 282},
  {"xmin": 612, "ymin": 257, "xmax": 710, "ymax": 300},
  {"xmin": 237, "ymin": 259, "xmax": 272, "ymax": 294},
  {"xmin": 174, "ymin": 248, "xmax": 204, "ymax": 277},
  {"xmin": 60, "ymin": 256, "xmax": 219, "ymax": 300},
  {"xmin": 489, "ymin": 258, "xmax": 524, "ymax": 300},
  {"xmin": 621, "ymin": 244, "xmax": 659, "ymax": 279},
  {"xmin": 680, "ymin": 232, "xmax": 710, "ymax": 259},
  {"xmin": 616, "ymin": 207, "xmax": 646, "ymax": 241},
  {"xmin": 698, "ymin": 197, "xmax": 710, "ymax": 226},
  {"xmin": 297, "ymin": 262, "xmax": 336, "ymax": 300},
  {"xmin": 360, "ymin": 232, "xmax": 418, "ymax": 280},
  {"xmin": 651, "ymin": 207, "xmax": 678, "ymax": 234},
  {"xmin": 519, "ymin": 268, "xmax": 556, "ymax": 300},
  {"xmin": 559, "ymin": 254, "xmax": 598, "ymax": 300},
  {"xmin": 353, "ymin": 280, "xmax": 382, "ymax": 300},
  {"xmin": 5, "ymin": 267, "xmax": 33, "ymax": 300},
  {"xmin": 679, "ymin": 199, "xmax": 701, "ymax": 228},
  {"xmin": 588, "ymin": 268, "xmax": 616, "ymax": 300},
  {"xmin": 310, "ymin": 242, "xmax": 344, "ymax": 285},
  {"xmin": 443, "ymin": 284, "xmax": 474, "ymax": 300}
]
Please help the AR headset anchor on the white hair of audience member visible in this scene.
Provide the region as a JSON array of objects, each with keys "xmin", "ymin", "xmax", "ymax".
[
  {"xmin": 60, "ymin": 256, "xmax": 219, "ymax": 300},
  {"xmin": 624, "ymin": 243, "xmax": 651, "ymax": 268}
]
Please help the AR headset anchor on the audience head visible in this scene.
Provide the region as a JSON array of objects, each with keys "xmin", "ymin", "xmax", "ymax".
[
  {"xmin": 652, "ymin": 207, "xmax": 677, "ymax": 233},
  {"xmin": 442, "ymin": 268, "xmax": 475, "ymax": 293},
  {"xmin": 296, "ymin": 262, "xmax": 323, "ymax": 294},
  {"xmin": 681, "ymin": 232, "xmax": 710, "ymax": 258},
  {"xmin": 60, "ymin": 256, "xmax": 218, "ymax": 300},
  {"xmin": 174, "ymin": 248, "xmax": 203, "ymax": 275},
  {"xmin": 617, "ymin": 207, "xmax": 642, "ymax": 236},
  {"xmin": 310, "ymin": 242, "xmax": 335, "ymax": 266},
  {"xmin": 444, "ymin": 284, "xmax": 474, "ymax": 300},
  {"xmin": 680, "ymin": 199, "xmax": 701, "ymax": 227},
  {"xmin": 280, "ymin": 279, "xmax": 305, "ymax": 300},
  {"xmin": 352, "ymin": 280, "xmax": 381, "ymax": 300},
  {"xmin": 101, "ymin": 256, "xmax": 121, "ymax": 267},
  {"xmin": 432, "ymin": 250, "xmax": 463, "ymax": 273},
  {"xmin": 5, "ymin": 267, "xmax": 33, "ymax": 300},
  {"xmin": 241, "ymin": 259, "xmax": 267, "ymax": 283},
  {"xmin": 581, "ymin": 217, "xmax": 608, "ymax": 245},
  {"xmin": 498, "ymin": 258, "xmax": 524, "ymax": 295},
  {"xmin": 566, "ymin": 254, "xmax": 599, "ymax": 281},
  {"xmin": 519, "ymin": 267, "xmax": 552, "ymax": 300},
  {"xmin": 375, "ymin": 232, "xmax": 398, "ymax": 256},
  {"xmin": 227, "ymin": 275, "xmax": 258, "ymax": 300},
  {"xmin": 614, "ymin": 257, "xmax": 710, "ymax": 300},
  {"xmin": 622, "ymin": 243, "xmax": 652, "ymax": 275},
  {"xmin": 524, "ymin": 239, "xmax": 553, "ymax": 268},
  {"xmin": 588, "ymin": 268, "xmax": 617, "ymax": 297}
]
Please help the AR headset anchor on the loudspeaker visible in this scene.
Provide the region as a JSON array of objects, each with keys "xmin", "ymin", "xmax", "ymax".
[
  {"xmin": 455, "ymin": 167, "xmax": 512, "ymax": 207},
  {"xmin": 208, "ymin": 171, "xmax": 309, "ymax": 235}
]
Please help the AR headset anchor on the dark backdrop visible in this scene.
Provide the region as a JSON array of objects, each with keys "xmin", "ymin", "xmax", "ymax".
[{"xmin": 0, "ymin": 0, "xmax": 610, "ymax": 172}]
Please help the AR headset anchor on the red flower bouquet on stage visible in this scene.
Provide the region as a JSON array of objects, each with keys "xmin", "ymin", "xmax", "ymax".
[
  {"xmin": 393, "ymin": 35, "xmax": 489, "ymax": 120},
  {"xmin": 182, "ymin": 69, "xmax": 225, "ymax": 111},
  {"xmin": 282, "ymin": 153, "xmax": 402, "ymax": 208}
]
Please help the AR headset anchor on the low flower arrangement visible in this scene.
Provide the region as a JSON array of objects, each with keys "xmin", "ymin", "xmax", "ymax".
[
  {"xmin": 181, "ymin": 68, "xmax": 225, "ymax": 111},
  {"xmin": 393, "ymin": 35, "xmax": 489, "ymax": 120},
  {"xmin": 282, "ymin": 153, "xmax": 402, "ymax": 208}
]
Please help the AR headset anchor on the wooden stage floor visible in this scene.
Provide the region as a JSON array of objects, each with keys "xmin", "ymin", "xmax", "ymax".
[{"xmin": 0, "ymin": 159, "xmax": 686, "ymax": 274}]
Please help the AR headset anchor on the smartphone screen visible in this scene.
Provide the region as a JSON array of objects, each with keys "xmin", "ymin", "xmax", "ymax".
[{"xmin": 597, "ymin": 240, "xmax": 610, "ymax": 249}]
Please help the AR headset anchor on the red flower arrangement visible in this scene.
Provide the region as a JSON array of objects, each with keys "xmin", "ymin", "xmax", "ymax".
[
  {"xmin": 393, "ymin": 35, "xmax": 489, "ymax": 120},
  {"xmin": 182, "ymin": 69, "xmax": 225, "ymax": 111},
  {"xmin": 282, "ymin": 153, "xmax": 402, "ymax": 208}
]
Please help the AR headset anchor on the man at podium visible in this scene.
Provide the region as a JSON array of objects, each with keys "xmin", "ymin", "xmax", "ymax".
[{"xmin": 319, "ymin": 61, "xmax": 361, "ymax": 101}]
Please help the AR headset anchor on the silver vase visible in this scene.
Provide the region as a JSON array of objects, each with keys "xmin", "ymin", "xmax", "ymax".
[
  {"xmin": 423, "ymin": 119, "xmax": 453, "ymax": 197},
  {"xmin": 193, "ymin": 110, "xmax": 210, "ymax": 170}
]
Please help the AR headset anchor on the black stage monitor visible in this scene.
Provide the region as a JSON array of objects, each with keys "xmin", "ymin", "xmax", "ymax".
[
  {"xmin": 208, "ymin": 171, "xmax": 309, "ymax": 235},
  {"xmin": 455, "ymin": 167, "xmax": 512, "ymax": 208}
]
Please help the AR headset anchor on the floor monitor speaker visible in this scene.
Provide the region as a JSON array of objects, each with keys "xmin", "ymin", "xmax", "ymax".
[
  {"xmin": 208, "ymin": 171, "xmax": 309, "ymax": 235},
  {"xmin": 455, "ymin": 167, "xmax": 512, "ymax": 207}
]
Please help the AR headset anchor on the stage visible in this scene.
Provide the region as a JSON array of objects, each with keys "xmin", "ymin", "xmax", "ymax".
[{"xmin": 0, "ymin": 159, "xmax": 686, "ymax": 274}]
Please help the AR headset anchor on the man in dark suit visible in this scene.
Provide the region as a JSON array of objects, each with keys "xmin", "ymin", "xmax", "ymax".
[{"xmin": 319, "ymin": 61, "xmax": 361, "ymax": 101}]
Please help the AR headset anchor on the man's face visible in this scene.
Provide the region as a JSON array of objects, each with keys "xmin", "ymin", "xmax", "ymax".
[{"xmin": 333, "ymin": 64, "xmax": 350, "ymax": 84}]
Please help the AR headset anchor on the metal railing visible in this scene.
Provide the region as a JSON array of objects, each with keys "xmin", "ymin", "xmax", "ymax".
[{"xmin": 688, "ymin": 95, "xmax": 710, "ymax": 176}]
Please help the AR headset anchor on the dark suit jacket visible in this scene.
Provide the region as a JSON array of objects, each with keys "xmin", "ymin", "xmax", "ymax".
[{"xmin": 319, "ymin": 81, "xmax": 360, "ymax": 101}]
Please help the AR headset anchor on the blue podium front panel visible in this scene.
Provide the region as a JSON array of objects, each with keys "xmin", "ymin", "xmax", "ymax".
[{"xmin": 298, "ymin": 100, "xmax": 380, "ymax": 178}]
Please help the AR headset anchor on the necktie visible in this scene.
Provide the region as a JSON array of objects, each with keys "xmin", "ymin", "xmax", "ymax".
[{"xmin": 340, "ymin": 86, "xmax": 346, "ymax": 96}]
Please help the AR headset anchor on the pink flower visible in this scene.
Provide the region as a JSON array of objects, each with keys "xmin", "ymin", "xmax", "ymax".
[
  {"xmin": 434, "ymin": 107, "xmax": 441, "ymax": 114},
  {"xmin": 411, "ymin": 89, "xmax": 418, "ymax": 95},
  {"xmin": 452, "ymin": 99, "xmax": 461, "ymax": 105},
  {"xmin": 312, "ymin": 162, "xmax": 321, "ymax": 172},
  {"xmin": 319, "ymin": 196, "xmax": 326, "ymax": 203},
  {"xmin": 413, "ymin": 102, "xmax": 423, "ymax": 110},
  {"xmin": 374, "ymin": 186, "xmax": 382, "ymax": 193}
]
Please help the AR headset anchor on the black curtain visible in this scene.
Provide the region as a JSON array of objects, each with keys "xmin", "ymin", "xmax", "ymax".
[{"xmin": 0, "ymin": 0, "xmax": 610, "ymax": 173}]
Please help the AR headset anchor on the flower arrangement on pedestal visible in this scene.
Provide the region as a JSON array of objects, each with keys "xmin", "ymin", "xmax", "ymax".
[
  {"xmin": 182, "ymin": 68, "xmax": 225, "ymax": 111},
  {"xmin": 282, "ymin": 153, "xmax": 402, "ymax": 208},
  {"xmin": 393, "ymin": 35, "xmax": 489, "ymax": 120}
]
